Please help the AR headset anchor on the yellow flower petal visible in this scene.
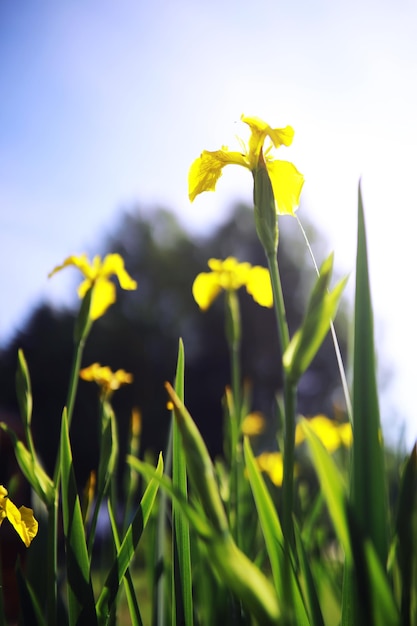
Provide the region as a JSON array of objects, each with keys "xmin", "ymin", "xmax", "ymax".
[
  {"xmin": 241, "ymin": 411, "xmax": 266, "ymax": 436},
  {"xmin": 241, "ymin": 115, "xmax": 295, "ymax": 161},
  {"xmin": 80, "ymin": 363, "xmax": 133, "ymax": 395},
  {"xmin": 245, "ymin": 266, "xmax": 273, "ymax": 308},
  {"xmin": 100, "ymin": 254, "xmax": 137, "ymax": 290},
  {"xmin": 256, "ymin": 451, "xmax": 284, "ymax": 486},
  {"xmin": 308, "ymin": 415, "xmax": 341, "ymax": 453},
  {"xmin": 0, "ymin": 486, "xmax": 38, "ymax": 547},
  {"xmin": 91, "ymin": 279, "xmax": 116, "ymax": 320},
  {"xmin": 265, "ymin": 159, "xmax": 305, "ymax": 216},
  {"xmin": 48, "ymin": 253, "xmax": 94, "ymax": 280},
  {"xmin": 338, "ymin": 422, "xmax": 353, "ymax": 447},
  {"xmin": 192, "ymin": 272, "xmax": 222, "ymax": 310},
  {"xmin": 188, "ymin": 149, "xmax": 247, "ymax": 201}
]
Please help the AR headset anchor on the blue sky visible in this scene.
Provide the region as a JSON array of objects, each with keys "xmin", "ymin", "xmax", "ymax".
[{"xmin": 1, "ymin": 1, "xmax": 416, "ymax": 445}]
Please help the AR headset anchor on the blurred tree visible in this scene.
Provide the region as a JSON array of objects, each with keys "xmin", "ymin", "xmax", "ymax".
[{"xmin": 0, "ymin": 203, "xmax": 348, "ymax": 487}]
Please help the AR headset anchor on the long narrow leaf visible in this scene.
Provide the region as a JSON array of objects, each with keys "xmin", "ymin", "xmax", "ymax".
[
  {"xmin": 395, "ymin": 443, "xmax": 417, "ymax": 625},
  {"xmin": 243, "ymin": 437, "xmax": 310, "ymax": 625},
  {"xmin": 351, "ymin": 184, "xmax": 388, "ymax": 566},
  {"xmin": 60, "ymin": 409, "xmax": 97, "ymax": 626},
  {"xmin": 300, "ymin": 419, "xmax": 352, "ymax": 562},
  {"xmin": 107, "ymin": 500, "xmax": 143, "ymax": 626},
  {"xmin": 172, "ymin": 338, "xmax": 193, "ymax": 626},
  {"xmin": 95, "ymin": 453, "xmax": 163, "ymax": 621}
]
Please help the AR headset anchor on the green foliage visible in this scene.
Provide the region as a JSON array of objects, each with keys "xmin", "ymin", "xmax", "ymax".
[{"xmin": 0, "ymin": 187, "xmax": 414, "ymax": 626}]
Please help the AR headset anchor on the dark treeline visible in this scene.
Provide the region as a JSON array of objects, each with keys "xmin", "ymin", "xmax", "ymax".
[{"xmin": 0, "ymin": 203, "xmax": 347, "ymax": 488}]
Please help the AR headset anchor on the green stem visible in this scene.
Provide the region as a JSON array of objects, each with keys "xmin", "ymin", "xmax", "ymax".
[
  {"xmin": 65, "ymin": 337, "xmax": 86, "ymax": 430},
  {"xmin": 225, "ymin": 291, "xmax": 242, "ymax": 545},
  {"xmin": 48, "ymin": 321, "xmax": 88, "ymax": 623},
  {"xmin": 46, "ymin": 493, "xmax": 59, "ymax": 626},
  {"xmin": 266, "ymin": 251, "xmax": 296, "ymax": 551}
]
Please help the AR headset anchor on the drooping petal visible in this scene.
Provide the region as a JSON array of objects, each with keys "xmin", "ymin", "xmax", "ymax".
[
  {"xmin": 18, "ymin": 506, "xmax": 39, "ymax": 546},
  {"xmin": 188, "ymin": 148, "xmax": 247, "ymax": 201},
  {"xmin": 91, "ymin": 279, "xmax": 116, "ymax": 320},
  {"xmin": 245, "ymin": 266, "xmax": 273, "ymax": 308},
  {"xmin": 192, "ymin": 272, "xmax": 222, "ymax": 310},
  {"xmin": 48, "ymin": 254, "xmax": 93, "ymax": 280},
  {"xmin": 3, "ymin": 498, "xmax": 38, "ymax": 547},
  {"xmin": 265, "ymin": 159, "xmax": 305, "ymax": 216},
  {"xmin": 100, "ymin": 254, "xmax": 137, "ymax": 290}
]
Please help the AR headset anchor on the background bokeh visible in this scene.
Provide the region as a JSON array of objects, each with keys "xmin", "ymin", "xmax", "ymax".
[{"xmin": 1, "ymin": 1, "xmax": 416, "ymax": 446}]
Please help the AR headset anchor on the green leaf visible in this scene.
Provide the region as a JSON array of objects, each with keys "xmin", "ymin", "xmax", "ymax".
[
  {"xmin": 127, "ymin": 456, "xmax": 213, "ymax": 540},
  {"xmin": 0, "ymin": 422, "xmax": 54, "ymax": 507},
  {"xmin": 344, "ymin": 507, "xmax": 399, "ymax": 626},
  {"xmin": 107, "ymin": 500, "xmax": 143, "ymax": 626},
  {"xmin": 395, "ymin": 443, "xmax": 417, "ymax": 625},
  {"xmin": 283, "ymin": 253, "xmax": 347, "ymax": 383},
  {"xmin": 243, "ymin": 437, "xmax": 310, "ymax": 624},
  {"xmin": 300, "ymin": 419, "xmax": 352, "ymax": 562},
  {"xmin": 293, "ymin": 522, "xmax": 326, "ymax": 626},
  {"xmin": 95, "ymin": 453, "xmax": 163, "ymax": 621},
  {"xmin": 351, "ymin": 184, "xmax": 388, "ymax": 566},
  {"xmin": 16, "ymin": 562, "xmax": 47, "ymax": 626},
  {"xmin": 131, "ymin": 455, "xmax": 280, "ymax": 624},
  {"xmin": 165, "ymin": 382, "xmax": 229, "ymax": 535},
  {"xmin": 60, "ymin": 408, "xmax": 97, "ymax": 626},
  {"xmin": 172, "ymin": 339, "xmax": 193, "ymax": 626},
  {"xmin": 16, "ymin": 348, "xmax": 33, "ymax": 429}
]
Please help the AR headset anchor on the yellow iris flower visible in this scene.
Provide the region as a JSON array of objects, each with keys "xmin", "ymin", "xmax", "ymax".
[
  {"xmin": 189, "ymin": 114, "xmax": 304, "ymax": 216},
  {"xmin": 241, "ymin": 411, "xmax": 266, "ymax": 436},
  {"xmin": 295, "ymin": 415, "xmax": 353, "ymax": 453},
  {"xmin": 80, "ymin": 363, "xmax": 133, "ymax": 397},
  {"xmin": 49, "ymin": 253, "xmax": 137, "ymax": 320},
  {"xmin": 193, "ymin": 257, "xmax": 273, "ymax": 310},
  {"xmin": 0, "ymin": 485, "xmax": 38, "ymax": 547},
  {"xmin": 255, "ymin": 451, "xmax": 284, "ymax": 486}
]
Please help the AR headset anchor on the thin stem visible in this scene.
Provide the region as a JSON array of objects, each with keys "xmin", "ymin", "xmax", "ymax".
[
  {"xmin": 46, "ymin": 493, "xmax": 59, "ymax": 626},
  {"xmin": 225, "ymin": 290, "xmax": 243, "ymax": 546},
  {"xmin": 295, "ymin": 215, "xmax": 353, "ymax": 422},
  {"xmin": 65, "ymin": 338, "xmax": 86, "ymax": 430},
  {"xmin": 266, "ymin": 251, "xmax": 296, "ymax": 550}
]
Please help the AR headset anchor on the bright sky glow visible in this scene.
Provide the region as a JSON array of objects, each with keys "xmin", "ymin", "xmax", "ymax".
[{"xmin": 1, "ymin": 0, "xmax": 416, "ymax": 446}]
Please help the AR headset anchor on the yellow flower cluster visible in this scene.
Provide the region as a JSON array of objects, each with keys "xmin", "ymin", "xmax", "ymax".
[
  {"xmin": 193, "ymin": 257, "xmax": 273, "ymax": 310},
  {"xmin": 249, "ymin": 415, "xmax": 352, "ymax": 486},
  {"xmin": 295, "ymin": 415, "xmax": 353, "ymax": 452},
  {"xmin": 80, "ymin": 363, "xmax": 133, "ymax": 397},
  {"xmin": 189, "ymin": 114, "xmax": 304, "ymax": 216},
  {"xmin": 49, "ymin": 253, "xmax": 137, "ymax": 320},
  {"xmin": 0, "ymin": 485, "xmax": 38, "ymax": 547}
]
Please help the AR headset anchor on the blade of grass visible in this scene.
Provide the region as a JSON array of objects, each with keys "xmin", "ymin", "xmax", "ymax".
[
  {"xmin": 300, "ymin": 419, "xmax": 352, "ymax": 563},
  {"xmin": 243, "ymin": 437, "xmax": 310, "ymax": 625},
  {"xmin": 395, "ymin": 443, "xmax": 417, "ymax": 625},
  {"xmin": 60, "ymin": 408, "xmax": 97, "ymax": 626},
  {"xmin": 107, "ymin": 499, "xmax": 143, "ymax": 626},
  {"xmin": 16, "ymin": 562, "xmax": 48, "ymax": 626},
  {"xmin": 351, "ymin": 184, "xmax": 388, "ymax": 566},
  {"xmin": 172, "ymin": 338, "xmax": 193, "ymax": 626},
  {"xmin": 95, "ymin": 453, "xmax": 163, "ymax": 622},
  {"xmin": 293, "ymin": 520, "xmax": 325, "ymax": 626}
]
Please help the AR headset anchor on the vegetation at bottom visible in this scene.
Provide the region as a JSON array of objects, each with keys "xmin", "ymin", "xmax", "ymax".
[{"xmin": 0, "ymin": 114, "xmax": 415, "ymax": 625}]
